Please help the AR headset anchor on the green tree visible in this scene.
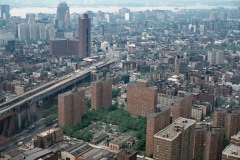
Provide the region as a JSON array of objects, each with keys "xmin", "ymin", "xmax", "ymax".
[
  {"xmin": 112, "ymin": 88, "xmax": 121, "ymax": 98},
  {"xmin": 43, "ymin": 114, "xmax": 57, "ymax": 126},
  {"xmin": 222, "ymin": 135, "xmax": 230, "ymax": 150},
  {"xmin": 85, "ymin": 98, "xmax": 91, "ymax": 108}
]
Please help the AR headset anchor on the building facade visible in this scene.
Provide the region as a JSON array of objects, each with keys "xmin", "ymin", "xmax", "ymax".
[
  {"xmin": 172, "ymin": 92, "xmax": 193, "ymax": 121},
  {"xmin": 153, "ymin": 117, "xmax": 196, "ymax": 160},
  {"xmin": 91, "ymin": 79, "xmax": 112, "ymax": 110},
  {"xmin": 34, "ymin": 127, "xmax": 64, "ymax": 149},
  {"xmin": 79, "ymin": 14, "xmax": 91, "ymax": 58},
  {"xmin": 58, "ymin": 87, "xmax": 85, "ymax": 127},
  {"xmin": 56, "ymin": 2, "xmax": 69, "ymax": 29},
  {"xmin": 0, "ymin": 5, "xmax": 10, "ymax": 20},
  {"xmin": 127, "ymin": 79, "xmax": 158, "ymax": 117},
  {"xmin": 117, "ymin": 149, "xmax": 137, "ymax": 160},
  {"xmin": 49, "ymin": 39, "xmax": 79, "ymax": 56},
  {"xmin": 146, "ymin": 105, "xmax": 171, "ymax": 155},
  {"xmin": 213, "ymin": 108, "xmax": 240, "ymax": 140},
  {"xmin": 203, "ymin": 127, "xmax": 224, "ymax": 160}
]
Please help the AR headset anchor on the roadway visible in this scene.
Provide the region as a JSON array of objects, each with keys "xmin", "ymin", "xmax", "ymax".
[
  {"xmin": 0, "ymin": 119, "xmax": 56, "ymax": 152},
  {"xmin": 0, "ymin": 59, "xmax": 117, "ymax": 116}
]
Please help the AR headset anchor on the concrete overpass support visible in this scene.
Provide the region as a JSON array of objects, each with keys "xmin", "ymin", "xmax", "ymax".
[
  {"xmin": 17, "ymin": 104, "xmax": 37, "ymax": 131},
  {"xmin": 17, "ymin": 112, "xmax": 22, "ymax": 131},
  {"xmin": 0, "ymin": 114, "xmax": 17, "ymax": 136},
  {"xmin": 7, "ymin": 115, "xmax": 17, "ymax": 136}
]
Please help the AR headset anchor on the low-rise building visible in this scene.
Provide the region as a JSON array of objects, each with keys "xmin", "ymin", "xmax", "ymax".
[
  {"xmin": 109, "ymin": 135, "xmax": 132, "ymax": 150},
  {"xmin": 117, "ymin": 149, "xmax": 137, "ymax": 160},
  {"xmin": 34, "ymin": 127, "xmax": 63, "ymax": 149}
]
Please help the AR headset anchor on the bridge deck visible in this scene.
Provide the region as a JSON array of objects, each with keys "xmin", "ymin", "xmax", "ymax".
[{"xmin": 0, "ymin": 59, "xmax": 117, "ymax": 117}]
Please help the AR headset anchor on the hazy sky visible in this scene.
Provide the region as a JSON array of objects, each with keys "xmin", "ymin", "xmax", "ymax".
[
  {"xmin": 1, "ymin": 0, "xmax": 240, "ymax": 8},
  {"xmin": 2, "ymin": 0, "xmax": 239, "ymax": 17}
]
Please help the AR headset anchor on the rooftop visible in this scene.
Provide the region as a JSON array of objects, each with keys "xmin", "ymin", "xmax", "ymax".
[
  {"xmin": 231, "ymin": 131, "xmax": 240, "ymax": 141},
  {"xmin": 154, "ymin": 117, "xmax": 196, "ymax": 140},
  {"xmin": 37, "ymin": 127, "xmax": 61, "ymax": 137},
  {"xmin": 80, "ymin": 148, "xmax": 116, "ymax": 160},
  {"xmin": 148, "ymin": 105, "xmax": 171, "ymax": 117},
  {"xmin": 11, "ymin": 148, "xmax": 53, "ymax": 160},
  {"xmin": 117, "ymin": 149, "xmax": 137, "ymax": 157},
  {"xmin": 222, "ymin": 144, "xmax": 240, "ymax": 158},
  {"xmin": 64, "ymin": 142, "xmax": 92, "ymax": 157},
  {"xmin": 109, "ymin": 135, "xmax": 132, "ymax": 146}
]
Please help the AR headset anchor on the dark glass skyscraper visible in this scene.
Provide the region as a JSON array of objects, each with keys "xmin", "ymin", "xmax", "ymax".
[
  {"xmin": 0, "ymin": 5, "xmax": 10, "ymax": 20},
  {"xmin": 56, "ymin": 2, "xmax": 69, "ymax": 29},
  {"xmin": 78, "ymin": 14, "xmax": 91, "ymax": 58}
]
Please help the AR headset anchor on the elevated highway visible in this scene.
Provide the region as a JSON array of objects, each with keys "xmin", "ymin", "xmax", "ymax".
[{"xmin": 0, "ymin": 59, "xmax": 117, "ymax": 135}]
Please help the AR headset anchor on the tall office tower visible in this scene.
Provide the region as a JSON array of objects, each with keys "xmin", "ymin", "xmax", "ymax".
[
  {"xmin": 127, "ymin": 79, "xmax": 158, "ymax": 117},
  {"xmin": 39, "ymin": 23, "xmax": 46, "ymax": 41},
  {"xmin": 64, "ymin": 11, "xmax": 71, "ymax": 29},
  {"xmin": 56, "ymin": 2, "xmax": 69, "ymax": 29},
  {"xmin": 174, "ymin": 55, "xmax": 180, "ymax": 74},
  {"xmin": 209, "ymin": 11, "xmax": 216, "ymax": 21},
  {"xmin": 46, "ymin": 26, "xmax": 55, "ymax": 40},
  {"xmin": 222, "ymin": 132, "xmax": 240, "ymax": 160},
  {"xmin": 153, "ymin": 117, "xmax": 196, "ymax": 160},
  {"xmin": 174, "ymin": 55, "xmax": 187, "ymax": 74},
  {"xmin": 18, "ymin": 23, "xmax": 29, "ymax": 41},
  {"xmin": 172, "ymin": 92, "xmax": 193, "ymax": 121},
  {"xmin": 91, "ymin": 79, "xmax": 112, "ymax": 110},
  {"xmin": 29, "ymin": 23, "xmax": 39, "ymax": 41},
  {"xmin": 58, "ymin": 87, "xmax": 86, "ymax": 127},
  {"xmin": 203, "ymin": 127, "xmax": 224, "ymax": 160},
  {"xmin": 79, "ymin": 14, "xmax": 91, "ymax": 58},
  {"xmin": 220, "ymin": 12, "xmax": 227, "ymax": 21},
  {"xmin": 146, "ymin": 105, "xmax": 171, "ymax": 155},
  {"xmin": 199, "ymin": 25, "xmax": 205, "ymax": 34},
  {"xmin": 0, "ymin": 5, "xmax": 10, "ymax": 20},
  {"xmin": 28, "ymin": 14, "xmax": 35, "ymax": 24}
]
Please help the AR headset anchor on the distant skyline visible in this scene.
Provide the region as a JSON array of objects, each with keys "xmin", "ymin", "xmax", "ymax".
[{"xmin": 1, "ymin": 0, "xmax": 239, "ymax": 18}]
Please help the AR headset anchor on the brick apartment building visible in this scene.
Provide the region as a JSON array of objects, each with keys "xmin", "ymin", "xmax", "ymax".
[
  {"xmin": 127, "ymin": 79, "xmax": 158, "ymax": 117},
  {"xmin": 203, "ymin": 127, "xmax": 224, "ymax": 160},
  {"xmin": 145, "ymin": 105, "xmax": 171, "ymax": 155},
  {"xmin": 58, "ymin": 87, "xmax": 86, "ymax": 127},
  {"xmin": 49, "ymin": 39, "xmax": 79, "ymax": 56},
  {"xmin": 193, "ymin": 123, "xmax": 224, "ymax": 160},
  {"xmin": 91, "ymin": 79, "xmax": 112, "ymax": 110},
  {"xmin": 79, "ymin": 14, "xmax": 91, "ymax": 58},
  {"xmin": 172, "ymin": 92, "xmax": 193, "ymax": 121},
  {"xmin": 153, "ymin": 117, "xmax": 196, "ymax": 160},
  {"xmin": 213, "ymin": 107, "xmax": 240, "ymax": 140},
  {"xmin": 117, "ymin": 149, "xmax": 137, "ymax": 160}
]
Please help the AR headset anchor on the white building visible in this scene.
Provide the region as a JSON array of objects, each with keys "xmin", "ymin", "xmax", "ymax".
[
  {"xmin": 216, "ymin": 50, "xmax": 224, "ymax": 64},
  {"xmin": 200, "ymin": 25, "xmax": 205, "ymax": 34},
  {"xmin": 207, "ymin": 50, "xmax": 224, "ymax": 65},
  {"xmin": 29, "ymin": 23, "xmax": 39, "ymax": 41},
  {"xmin": 18, "ymin": 23, "xmax": 29, "ymax": 41},
  {"xmin": 38, "ymin": 23, "xmax": 46, "ymax": 41},
  {"xmin": 0, "ymin": 31, "xmax": 15, "ymax": 45}
]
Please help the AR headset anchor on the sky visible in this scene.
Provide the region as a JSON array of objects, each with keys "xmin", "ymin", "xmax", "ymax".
[
  {"xmin": 2, "ymin": 0, "xmax": 239, "ymax": 18},
  {"xmin": 1, "ymin": 0, "xmax": 240, "ymax": 8}
]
